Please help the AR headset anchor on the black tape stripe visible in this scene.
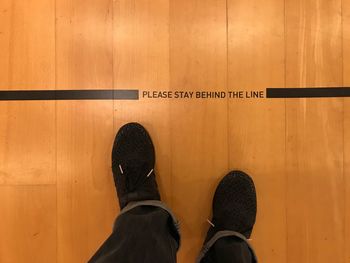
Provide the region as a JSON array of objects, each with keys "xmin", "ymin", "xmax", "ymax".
[
  {"xmin": 2, "ymin": 88, "xmax": 349, "ymax": 100},
  {"xmin": 0, "ymin": 89, "xmax": 139, "ymax": 100},
  {"xmin": 267, "ymin": 87, "xmax": 350, "ymax": 98}
]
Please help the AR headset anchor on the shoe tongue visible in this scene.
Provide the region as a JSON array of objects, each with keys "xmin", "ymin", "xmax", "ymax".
[
  {"xmin": 123, "ymin": 160, "xmax": 150, "ymax": 190},
  {"xmin": 123, "ymin": 159, "xmax": 147, "ymax": 173}
]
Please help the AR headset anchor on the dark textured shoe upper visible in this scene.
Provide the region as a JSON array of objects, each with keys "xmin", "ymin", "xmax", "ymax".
[
  {"xmin": 112, "ymin": 122, "xmax": 160, "ymax": 209},
  {"xmin": 206, "ymin": 170, "xmax": 257, "ymax": 241}
]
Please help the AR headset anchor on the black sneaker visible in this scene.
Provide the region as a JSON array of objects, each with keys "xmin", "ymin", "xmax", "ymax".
[
  {"xmin": 112, "ymin": 122, "xmax": 160, "ymax": 209},
  {"xmin": 197, "ymin": 170, "xmax": 257, "ymax": 262}
]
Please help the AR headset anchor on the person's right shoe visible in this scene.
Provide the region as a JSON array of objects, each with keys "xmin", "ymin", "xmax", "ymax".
[
  {"xmin": 197, "ymin": 170, "xmax": 257, "ymax": 262},
  {"xmin": 208, "ymin": 170, "xmax": 257, "ymax": 240}
]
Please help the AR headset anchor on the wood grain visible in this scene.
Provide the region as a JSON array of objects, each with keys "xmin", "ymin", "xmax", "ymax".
[
  {"xmin": 343, "ymin": 0, "xmax": 350, "ymax": 261},
  {"xmin": 0, "ymin": 186, "xmax": 56, "ymax": 263},
  {"xmin": 227, "ymin": 0, "xmax": 286, "ymax": 261},
  {"xmin": 0, "ymin": 0, "xmax": 55, "ymax": 88},
  {"xmin": 56, "ymin": 0, "xmax": 116, "ymax": 262},
  {"xmin": 170, "ymin": 0, "xmax": 228, "ymax": 261},
  {"xmin": 285, "ymin": 0, "xmax": 344, "ymax": 262},
  {"xmin": 0, "ymin": 0, "xmax": 56, "ymax": 185}
]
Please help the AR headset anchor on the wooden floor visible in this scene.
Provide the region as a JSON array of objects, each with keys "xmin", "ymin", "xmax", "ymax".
[{"xmin": 0, "ymin": 0, "xmax": 349, "ymax": 262}]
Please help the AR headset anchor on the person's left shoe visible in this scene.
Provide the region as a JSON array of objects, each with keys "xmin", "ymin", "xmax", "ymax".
[{"xmin": 112, "ymin": 122, "xmax": 160, "ymax": 209}]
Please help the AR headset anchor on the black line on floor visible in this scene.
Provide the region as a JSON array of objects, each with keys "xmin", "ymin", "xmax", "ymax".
[
  {"xmin": 2, "ymin": 88, "xmax": 350, "ymax": 100},
  {"xmin": 0, "ymin": 89, "xmax": 139, "ymax": 101},
  {"xmin": 266, "ymin": 87, "xmax": 350, "ymax": 98}
]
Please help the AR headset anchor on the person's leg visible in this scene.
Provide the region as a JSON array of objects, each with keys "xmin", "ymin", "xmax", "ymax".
[
  {"xmin": 89, "ymin": 123, "xmax": 180, "ymax": 263},
  {"xmin": 89, "ymin": 204, "xmax": 179, "ymax": 263},
  {"xmin": 197, "ymin": 171, "xmax": 258, "ymax": 263}
]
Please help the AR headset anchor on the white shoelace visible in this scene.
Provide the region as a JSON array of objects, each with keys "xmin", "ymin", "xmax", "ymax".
[{"xmin": 119, "ymin": 164, "xmax": 153, "ymax": 178}]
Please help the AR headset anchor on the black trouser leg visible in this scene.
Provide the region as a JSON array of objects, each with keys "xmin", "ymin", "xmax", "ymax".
[
  {"xmin": 201, "ymin": 237, "xmax": 255, "ymax": 263},
  {"xmin": 89, "ymin": 205, "xmax": 178, "ymax": 263}
]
